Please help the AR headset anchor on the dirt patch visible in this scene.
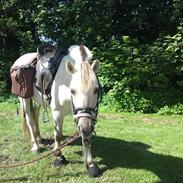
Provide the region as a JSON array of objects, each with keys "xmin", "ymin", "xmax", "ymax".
[
  {"xmin": 0, "ymin": 139, "xmax": 11, "ymax": 148},
  {"xmin": 98, "ymin": 113, "xmax": 123, "ymax": 121},
  {"xmin": 0, "ymin": 155, "xmax": 9, "ymax": 162},
  {"xmin": 143, "ymin": 117, "xmax": 153, "ymax": 124},
  {"xmin": 0, "ymin": 112, "xmax": 5, "ymax": 117},
  {"xmin": 142, "ymin": 117, "xmax": 177, "ymax": 125}
]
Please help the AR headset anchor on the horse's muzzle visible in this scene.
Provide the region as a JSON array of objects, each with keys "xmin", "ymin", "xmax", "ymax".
[{"xmin": 77, "ymin": 117, "xmax": 94, "ymax": 138}]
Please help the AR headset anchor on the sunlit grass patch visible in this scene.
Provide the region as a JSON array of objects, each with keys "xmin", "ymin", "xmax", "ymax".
[{"xmin": 1, "ymin": 103, "xmax": 183, "ymax": 182}]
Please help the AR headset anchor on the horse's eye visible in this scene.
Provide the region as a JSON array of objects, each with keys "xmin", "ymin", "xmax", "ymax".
[
  {"xmin": 71, "ymin": 89, "xmax": 76, "ymax": 95},
  {"xmin": 94, "ymin": 87, "xmax": 99, "ymax": 94}
]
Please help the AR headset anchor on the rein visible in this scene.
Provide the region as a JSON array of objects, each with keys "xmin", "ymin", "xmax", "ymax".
[{"xmin": 0, "ymin": 132, "xmax": 80, "ymax": 169}]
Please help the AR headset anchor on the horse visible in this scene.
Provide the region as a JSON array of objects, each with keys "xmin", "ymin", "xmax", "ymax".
[{"xmin": 16, "ymin": 45, "xmax": 101, "ymax": 177}]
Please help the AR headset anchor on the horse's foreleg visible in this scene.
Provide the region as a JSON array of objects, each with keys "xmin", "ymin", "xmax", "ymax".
[
  {"xmin": 52, "ymin": 111, "xmax": 63, "ymax": 151},
  {"xmin": 52, "ymin": 111, "xmax": 67, "ymax": 167},
  {"xmin": 83, "ymin": 138, "xmax": 101, "ymax": 177}
]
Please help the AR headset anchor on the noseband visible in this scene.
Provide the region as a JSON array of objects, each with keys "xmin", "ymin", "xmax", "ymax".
[{"xmin": 73, "ymin": 108, "xmax": 96, "ymax": 122}]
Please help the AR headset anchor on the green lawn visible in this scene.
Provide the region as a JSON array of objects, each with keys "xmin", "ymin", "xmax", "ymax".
[{"xmin": 1, "ymin": 102, "xmax": 183, "ymax": 183}]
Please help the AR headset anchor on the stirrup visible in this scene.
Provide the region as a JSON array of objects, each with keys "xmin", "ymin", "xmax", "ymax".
[{"xmin": 42, "ymin": 109, "xmax": 49, "ymax": 123}]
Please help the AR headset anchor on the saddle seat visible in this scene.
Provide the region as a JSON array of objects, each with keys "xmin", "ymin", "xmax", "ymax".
[{"xmin": 12, "ymin": 53, "xmax": 38, "ymax": 68}]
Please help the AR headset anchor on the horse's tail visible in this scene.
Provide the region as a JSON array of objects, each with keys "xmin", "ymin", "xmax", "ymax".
[{"xmin": 20, "ymin": 99, "xmax": 35, "ymax": 139}]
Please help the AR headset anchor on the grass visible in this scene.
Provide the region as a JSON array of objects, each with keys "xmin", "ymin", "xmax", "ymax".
[{"xmin": 1, "ymin": 102, "xmax": 183, "ymax": 182}]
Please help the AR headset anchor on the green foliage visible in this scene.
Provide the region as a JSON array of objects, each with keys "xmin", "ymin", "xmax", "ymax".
[
  {"xmin": 158, "ymin": 103, "xmax": 183, "ymax": 115},
  {"xmin": 0, "ymin": 94, "xmax": 18, "ymax": 104},
  {"xmin": 0, "ymin": 0, "xmax": 183, "ymax": 113},
  {"xmin": 96, "ymin": 24, "xmax": 183, "ymax": 113},
  {"xmin": 0, "ymin": 81, "xmax": 6, "ymax": 93}
]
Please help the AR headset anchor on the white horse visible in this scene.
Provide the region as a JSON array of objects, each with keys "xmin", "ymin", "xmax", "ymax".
[{"xmin": 16, "ymin": 45, "xmax": 101, "ymax": 177}]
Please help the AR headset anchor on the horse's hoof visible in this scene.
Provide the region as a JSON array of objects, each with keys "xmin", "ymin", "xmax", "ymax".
[
  {"xmin": 31, "ymin": 147, "xmax": 39, "ymax": 153},
  {"xmin": 54, "ymin": 155, "xmax": 68, "ymax": 167},
  {"xmin": 31, "ymin": 143, "xmax": 39, "ymax": 152},
  {"xmin": 87, "ymin": 164, "xmax": 102, "ymax": 177}
]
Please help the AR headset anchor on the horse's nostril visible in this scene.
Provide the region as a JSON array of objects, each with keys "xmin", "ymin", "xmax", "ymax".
[{"xmin": 81, "ymin": 128, "xmax": 90, "ymax": 136}]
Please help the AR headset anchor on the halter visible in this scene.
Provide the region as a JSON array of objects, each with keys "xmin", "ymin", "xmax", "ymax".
[{"xmin": 71, "ymin": 77, "xmax": 102, "ymax": 127}]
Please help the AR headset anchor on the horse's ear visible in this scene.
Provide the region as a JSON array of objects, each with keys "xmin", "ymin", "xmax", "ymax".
[
  {"xmin": 91, "ymin": 59, "xmax": 100, "ymax": 73},
  {"xmin": 66, "ymin": 61, "xmax": 76, "ymax": 74}
]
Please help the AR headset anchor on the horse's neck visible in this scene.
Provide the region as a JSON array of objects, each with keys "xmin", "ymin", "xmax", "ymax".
[
  {"xmin": 53, "ymin": 56, "xmax": 73, "ymax": 87},
  {"xmin": 50, "ymin": 56, "xmax": 73, "ymax": 110}
]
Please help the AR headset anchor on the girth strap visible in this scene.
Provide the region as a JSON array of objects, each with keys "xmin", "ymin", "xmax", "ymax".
[{"xmin": 40, "ymin": 74, "xmax": 49, "ymax": 122}]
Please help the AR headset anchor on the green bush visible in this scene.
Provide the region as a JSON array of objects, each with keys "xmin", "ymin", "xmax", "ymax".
[
  {"xmin": 96, "ymin": 24, "xmax": 183, "ymax": 113},
  {"xmin": 0, "ymin": 94, "xmax": 18, "ymax": 104},
  {"xmin": 158, "ymin": 104, "xmax": 183, "ymax": 115}
]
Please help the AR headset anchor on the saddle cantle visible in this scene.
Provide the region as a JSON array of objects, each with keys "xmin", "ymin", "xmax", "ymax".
[
  {"xmin": 34, "ymin": 45, "xmax": 68, "ymax": 103},
  {"xmin": 11, "ymin": 53, "xmax": 38, "ymax": 68}
]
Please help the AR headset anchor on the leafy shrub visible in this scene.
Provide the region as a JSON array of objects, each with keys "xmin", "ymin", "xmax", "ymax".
[
  {"xmin": 0, "ymin": 81, "xmax": 6, "ymax": 94},
  {"xmin": 96, "ymin": 24, "xmax": 183, "ymax": 113},
  {"xmin": 0, "ymin": 95, "xmax": 18, "ymax": 104},
  {"xmin": 158, "ymin": 104, "xmax": 183, "ymax": 115}
]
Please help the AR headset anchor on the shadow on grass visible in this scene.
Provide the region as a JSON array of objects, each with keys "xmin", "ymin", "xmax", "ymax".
[
  {"xmin": 92, "ymin": 136, "xmax": 183, "ymax": 183},
  {"xmin": 33, "ymin": 135, "xmax": 183, "ymax": 182}
]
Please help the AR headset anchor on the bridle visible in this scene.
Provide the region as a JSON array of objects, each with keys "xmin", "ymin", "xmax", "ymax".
[{"xmin": 71, "ymin": 77, "xmax": 102, "ymax": 130}]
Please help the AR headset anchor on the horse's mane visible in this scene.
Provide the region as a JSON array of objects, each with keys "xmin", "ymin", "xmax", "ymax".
[
  {"xmin": 80, "ymin": 61, "xmax": 94, "ymax": 90},
  {"xmin": 68, "ymin": 45, "xmax": 95, "ymax": 90}
]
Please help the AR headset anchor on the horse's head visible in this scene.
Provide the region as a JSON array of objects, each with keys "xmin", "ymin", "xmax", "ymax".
[{"xmin": 66, "ymin": 56, "xmax": 100, "ymax": 139}]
